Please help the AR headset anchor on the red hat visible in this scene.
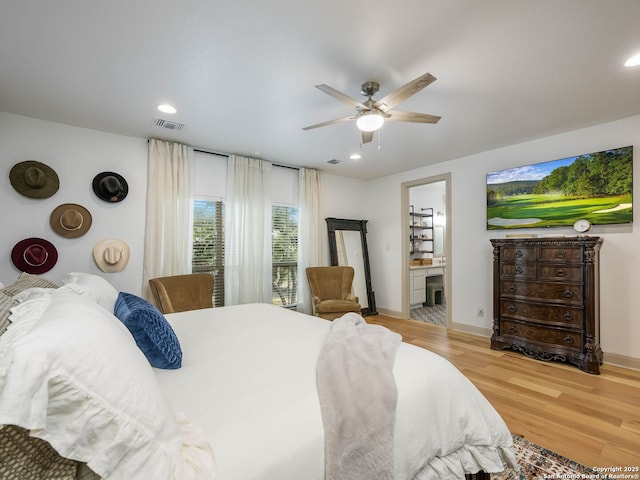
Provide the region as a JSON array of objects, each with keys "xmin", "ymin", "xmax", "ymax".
[{"xmin": 11, "ymin": 238, "xmax": 58, "ymax": 274}]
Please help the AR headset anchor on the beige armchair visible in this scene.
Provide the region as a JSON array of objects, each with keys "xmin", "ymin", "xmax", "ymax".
[
  {"xmin": 148, "ymin": 273, "xmax": 214, "ymax": 314},
  {"xmin": 306, "ymin": 266, "xmax": 362, "ymax": 320}
]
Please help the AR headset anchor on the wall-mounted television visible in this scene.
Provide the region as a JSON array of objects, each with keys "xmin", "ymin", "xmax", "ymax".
[{"xmin": 486, "ymin": 145, "xmax": 633, "ymax": 230}]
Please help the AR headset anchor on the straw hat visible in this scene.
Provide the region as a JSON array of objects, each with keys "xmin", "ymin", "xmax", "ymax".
[
  {"xmin": 93, "ymin": 238, "xmax": 130, "ymax": 272},
  {"xmin": 92, "ymin": 172, "xmax": 128, "ymax": 202},
  {"xmin": 9, "ymin": 161, "xmax": 60, "ymax": 199},
  {"xmin": 50, "ymin": 203, "xmax": 92, "ymax": 238},
  {"xmin": 11, "ymin": 238, "xmax": 58, "ymax": 274}
]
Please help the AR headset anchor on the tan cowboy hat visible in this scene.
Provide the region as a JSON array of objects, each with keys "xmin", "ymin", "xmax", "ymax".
[
  {"xmin": 50, "ymin": 203, "xmax": 93, "ymax": 238},
  {"xmin": 10, "ymin": 160, "xmax": 60, "ymax": 199},
  {"xmin": 93, "ymin": 238, "xmax": 130, "ymax": 273}
]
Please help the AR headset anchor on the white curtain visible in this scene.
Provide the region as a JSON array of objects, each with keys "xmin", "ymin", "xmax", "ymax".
[
  {"xmin": 224, "ymin": 155, "xmax": 272, "ymax": 305},
  {"xmin": 296, "ymin": 168, "xmax": 322, "ymax": 314},
  {"xmin": 142, "ymin": 139, "xmax": 194, "ymax": 299}
]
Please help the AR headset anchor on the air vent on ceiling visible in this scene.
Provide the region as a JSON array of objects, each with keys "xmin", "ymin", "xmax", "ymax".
[
  {"xmin": 153, "ymin": 118, "xmax": 185, "ymax": 130},
  {"xmin": 327, "ymin": 158, "xmax": 342, "ymax": 165}
]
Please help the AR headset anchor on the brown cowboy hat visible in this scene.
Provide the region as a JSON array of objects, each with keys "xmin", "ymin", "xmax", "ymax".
[
  {"xmin": 9, "ymin": 160, "xmax": 60, "ymax": 199},
  {"xmin": 11, "ymin": 238, "xmax": 58, "ymax": 274},
  {"xmin": 50, "ymin": 203, "xmax": 93, "ymax": 238},
  {"xmin": 92, "ymin": 171, "xmax": 128, "ymax": 202}
]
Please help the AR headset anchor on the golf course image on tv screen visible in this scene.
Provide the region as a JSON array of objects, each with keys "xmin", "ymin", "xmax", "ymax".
[{"xmin": 486, "ymin": 145, "xmax": 633, "ymax": 230}]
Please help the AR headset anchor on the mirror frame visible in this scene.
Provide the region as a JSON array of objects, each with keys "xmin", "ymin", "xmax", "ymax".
[{"xmin": 326, "ymin": 217, "xmax": 377, "ymax": 316}]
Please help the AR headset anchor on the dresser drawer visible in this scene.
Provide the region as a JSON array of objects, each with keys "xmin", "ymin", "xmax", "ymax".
[
  {"xmin": 539, "ymin": 246, "xmax": 583, "ymax": 262},
  {"xmin": 501, "ymin": 263, "xmax": 536, "ymax": 278},
  {"xmin": 538, "ymin": 264, "xmax": 583, "ymax": 281},
  {"xmin": 501, "ymin": 246, "xmax": 535, "ymax": 261},
  {"xmin": 500, "ymin": 301, "xmax": 584, "ymax": 328},
  {"xmin": 501, "ymin": 319, "xmax": 583, "ymax": 350},
  {"xmin": 500, "ymin": 281, "xmax": 583, "ymax": 305}
]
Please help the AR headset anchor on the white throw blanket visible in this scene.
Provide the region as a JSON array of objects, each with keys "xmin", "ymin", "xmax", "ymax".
[{"xmin": 316, "ymin": 313, "xmax": 402, "ymax": 480}]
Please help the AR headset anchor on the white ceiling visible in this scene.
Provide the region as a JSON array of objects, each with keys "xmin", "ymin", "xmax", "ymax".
[{"xmin": 2, "ymin": 0, "xmax": 640, "ymax": 180}]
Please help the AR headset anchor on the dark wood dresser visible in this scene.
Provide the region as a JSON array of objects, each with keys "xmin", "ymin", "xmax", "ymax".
[{"xmin": 490, "ymin": 236, "xmax": 603, "ymax": 374}]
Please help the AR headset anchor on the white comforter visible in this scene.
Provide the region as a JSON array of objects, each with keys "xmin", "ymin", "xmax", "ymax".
[{"xmin": 154, "ymin": 303, "xmax": 516, "ymax": 480}]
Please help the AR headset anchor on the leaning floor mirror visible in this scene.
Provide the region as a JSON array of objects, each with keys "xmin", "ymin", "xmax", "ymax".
[{"xmin": 326, "ymin": 218, "xmax": 377, "ymax": 316}]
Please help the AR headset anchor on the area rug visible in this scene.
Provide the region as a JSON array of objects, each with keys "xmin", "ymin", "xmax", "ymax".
[{"xmin": 494, "ymin": 435, "xmax": 597, "ymax": 480}]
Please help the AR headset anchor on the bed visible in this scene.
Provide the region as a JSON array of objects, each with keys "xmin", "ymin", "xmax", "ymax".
[{"xmin": 0, "ymin": 272, "xmax": 517, "ymax": 479}]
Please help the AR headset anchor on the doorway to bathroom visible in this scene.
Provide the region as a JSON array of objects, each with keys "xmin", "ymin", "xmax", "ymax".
[{"xmin": 401, "ymin": 173, "xmax": 451, "ymax": 327}]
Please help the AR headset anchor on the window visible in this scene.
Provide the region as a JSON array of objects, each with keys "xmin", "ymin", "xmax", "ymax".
[
  {"xmin": 192, "ymin": 200, "xmax": 299, "ymax": 308},
  {"xmin": 192, "ymin": 198, "xmax": 225, "ymax": 307},
  {"xmin": 272, "ymin": 205, "xmax": 299, "ymax": 308},
  {"xmin": 191, "ymin": 156, "xmax": 300, "ymax": 308}
]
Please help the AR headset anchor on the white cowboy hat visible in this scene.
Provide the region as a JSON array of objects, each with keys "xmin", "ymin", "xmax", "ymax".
[{"xmin": 93, "ymin": 238, "xmax": 130, "ymax": 273}]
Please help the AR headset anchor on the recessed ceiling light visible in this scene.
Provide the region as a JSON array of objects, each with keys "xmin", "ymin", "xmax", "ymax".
[
  {"xmin": 157, "ymin": 104, "xmax": 177, "ymax": 114},
  {"xmin": 624, "ymin": 53, "xmax": 640, "ymax": 67},
  {"xmin": 350, "ymin": 153, "xmax": 362, "ymax": 160}
]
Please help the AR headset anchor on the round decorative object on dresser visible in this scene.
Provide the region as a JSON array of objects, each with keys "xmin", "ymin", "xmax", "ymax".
[{"xmin": 573, "ymin": 218, "xmax": 592, "ymax": 234}]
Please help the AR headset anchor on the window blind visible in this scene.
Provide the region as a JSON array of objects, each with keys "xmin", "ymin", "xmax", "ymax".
[{"xmin": 192, "ymin": 198, "xmax": 225, "ymax": 307}]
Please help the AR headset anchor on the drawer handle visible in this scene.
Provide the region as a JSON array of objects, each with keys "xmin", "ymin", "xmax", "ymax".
[
  {"xmin": 563, "ymin": 335, "xmax": 575, "ymax": 345},
  {"xmin": 556, "ymin": 250, "xmax": 565, "ymax": 258},
  {"xmin": 508, "ymin": 305, "xmax": 517, "ymax": 313},
  {"xmin": 515, "ymin": 250, "xmax": 523, "ymax": 258},
  {"xmin": 509, "ymin": 326, "xmax": 518, "ymax": 334},
  {"xmin": 509, "ymin": 285, "xmax": 517, "ymax": 293},
  {"xmin": 563, "ymin": 313, "xmax": 573, "ymax": 321},
  {"xmin": 515, "ymin": 266, "xmax": 523, "ymax": 274},
  {"xmin": 556, "ymin": 269, "xmax": 565, "ymax": 277},
  {"xmin": 563, "ymin": 290, "xmax": 574, "ymax": 298}
]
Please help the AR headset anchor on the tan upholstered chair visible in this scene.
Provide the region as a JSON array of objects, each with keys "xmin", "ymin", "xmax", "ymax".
[
  {"xmin": 148, "ymin": 273, "xmax": 214, "ymax": 314},
  {"xmin": 306, "ymin": 266, "xmax": 362, "ymax": 320}
]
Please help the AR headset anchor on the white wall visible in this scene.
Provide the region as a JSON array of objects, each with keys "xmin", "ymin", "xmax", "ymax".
[
  {"xmin": 2, "ymin": 110, "xmax": 638, "ymax": 364},
  {"xmin": 0, "ymin": 113, "xmax": 365, "ymax": 294},
  {"xmin": 0, "ymin": 112, "xmax": 147, "ymax": 294},
  {"xmin": 367, "ymin": 114, "xmax": 640, "ymax": 363},
  {"xmin": 319, "ymin": 173, "xmax": 370, "ymax": 264}
]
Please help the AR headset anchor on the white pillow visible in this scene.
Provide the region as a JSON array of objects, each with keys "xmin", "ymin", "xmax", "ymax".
[
  {"xmin": 0, "ymin": 289, "xmax": 215, "ymax": 480},
  {"xmin": 61, "ymin": 272, "xmax": 119, "ymax": 312}
]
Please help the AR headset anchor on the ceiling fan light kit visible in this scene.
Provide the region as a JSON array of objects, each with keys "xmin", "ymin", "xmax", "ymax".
[
  {"xmin": 356, "ymin": 111, "xmax": 385, "ymax": 132},
  {"xmin": 303, "ymin": 72, "xmax": 441, "ymax": 144}
]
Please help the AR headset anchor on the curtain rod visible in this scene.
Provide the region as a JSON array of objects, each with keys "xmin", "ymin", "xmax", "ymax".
[
  {"xmin": 149, "ymin": 139, "xmax": 301, "ymax": 171},
  {"xmin": 193, "ymin": 148, "xmax": 300, "ymax": 171}
]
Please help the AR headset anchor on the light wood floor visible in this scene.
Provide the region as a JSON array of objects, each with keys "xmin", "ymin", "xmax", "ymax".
[{"xmin": 367, "ymin": 314, "xmax": 640, "ymax": 469}]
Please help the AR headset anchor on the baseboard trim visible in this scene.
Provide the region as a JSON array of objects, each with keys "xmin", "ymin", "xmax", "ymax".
[
  {"xmin": 603, "ymin": 352, "xmax": 640, "ymax": 371},
  {"xmin": 375, "ymin": 307, "xmax": 403, "ymax": 318},
  {"xmin": 375, "ymin": 310, "xmax": 640, "ymax": 371},
  {"xmin": 450, "ymin": 322, "xmax": 493, "ymax": 338}
]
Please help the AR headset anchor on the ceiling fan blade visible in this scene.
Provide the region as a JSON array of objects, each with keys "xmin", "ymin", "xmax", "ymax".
[
  {"xmin": 361, "ymin": 130, "xmax": 374, "ymax": 144},
  {"xmin": 315, "ymin": 84, "xmax": 368, "ymax": 110},
  {"xmin": 373, "ymin": 73, "xmax": 437, "ymax": 112},
  {"xmin": 302, "ymin": 115, "xmax": 356, "ymax": 130},
  {"xmin": 386, "ymin": 110, "xmax": 441, "ymax": 124}
]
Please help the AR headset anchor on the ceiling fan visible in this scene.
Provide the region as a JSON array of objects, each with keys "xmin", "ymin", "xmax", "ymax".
[{"xmin": 302, "ymin": 72, "xmax": 441, "ymax": 144}]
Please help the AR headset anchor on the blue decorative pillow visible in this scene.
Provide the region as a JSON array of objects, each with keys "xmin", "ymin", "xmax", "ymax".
[{"xmin": 114, "ymin": 292, "xmax": 182, "ymax": 369}]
